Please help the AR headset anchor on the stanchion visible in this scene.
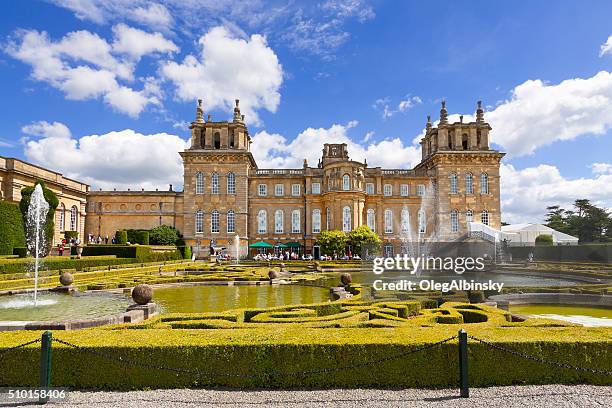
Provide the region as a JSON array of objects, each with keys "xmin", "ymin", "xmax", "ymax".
[
  {"xmin": 458, "ymin": 329, "xmax": 469, "ymax": 398},
  {"xmin": 39, "ymin": 331, "xmax": 53, "ymax": 404}
]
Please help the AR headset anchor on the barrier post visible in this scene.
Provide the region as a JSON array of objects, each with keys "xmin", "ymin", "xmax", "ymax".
[
  {"xmin": 39, "ymin": 331, "xmax": 53, "ymax": 404},
  {"xmin": 458, "ymin": 329, "xmax": 469, "ymax": 398}
]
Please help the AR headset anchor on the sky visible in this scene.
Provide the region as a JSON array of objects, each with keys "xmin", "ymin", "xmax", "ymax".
[{"xmin": 1, "ymin": 0, "xmax": 612, "ymax": 224}]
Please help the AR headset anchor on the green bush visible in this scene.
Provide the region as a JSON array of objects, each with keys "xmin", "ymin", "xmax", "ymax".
[
  {"xmin": 64, "ymin": 231, "xmax": 79, "ymax": 240},
  {"xmin": 149, "ymin": 225, "xmax": 180, "ymax": 245},
  {"xmin": 177, "ymin": 246, "xmax": 192, "ymax": 259},
  {"xmin": 19, "ymin": 181, "xmax": 59, "ymax": 256},
  {"xmin": 0, "ymin": 201, "xmax": 26, "ymax": 255},
  {"xmin": 535, "ymin": 234, "xmax": 554, "ymax": 246},
  {"xmin": 0, "ymin": 256, "xmax": 137, "ymax": 274},
  {"xmin": 126, "ymin": 230, "xmax": 150, "ymax": 245},
  {"xmin": 12, "ymin": 247, "xmax": 27, "ymax": 258},
  {"xmin": 115, "ymin": 230, "xmax": 128, "ymax": 245}
]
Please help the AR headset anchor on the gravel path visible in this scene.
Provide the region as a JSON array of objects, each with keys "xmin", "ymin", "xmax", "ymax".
[{"xmin": 7, "ymin": 385, "xmax": 611, "ymax": 408}]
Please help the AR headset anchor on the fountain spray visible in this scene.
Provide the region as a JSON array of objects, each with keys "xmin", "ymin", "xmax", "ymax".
[{"xmin": 26, "ymin": 184, "xmax": 49, "ymax": 306}]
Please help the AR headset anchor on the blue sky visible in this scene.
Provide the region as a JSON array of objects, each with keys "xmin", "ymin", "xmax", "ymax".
[{"xmin": 1, "ymin": 0, "xmax": 612, "ymax": 223}]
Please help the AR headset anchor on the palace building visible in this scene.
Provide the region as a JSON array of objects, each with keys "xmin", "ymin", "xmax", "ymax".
[{"xmin": 84, "ymin": 99, "xmax": 505, "ymax": 257}]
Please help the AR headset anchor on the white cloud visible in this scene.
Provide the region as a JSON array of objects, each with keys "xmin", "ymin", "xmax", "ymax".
[
  {"xmin": 22, "ymin": 121, "xmax": 188, "ymax": 190},
  {"xmin": 363, "ymin": 130, "xmax": 374, "ymax": 143},
  {"xmin": 373, "ymin": 95, "xmax": 421, "ymax": 119},
  {"xmin": 599, "ymin": 35, "xmax": 612, "ymax": 57},
  {"xmin": 160, "ymin": 26, "xmax": 283, "ymax": 126},
  {"xmin": 251, "ymin": 122, "xmax": 421, "ymax": 169},
  {"xmin": 500, "ymin": 163, "xmax": 612, "ymax": 224},
  {"xmin": 130, "ymin": 3, "xmax": 173, "ymax": 28},
  {"xmin": 5, "ymin": 26, "xmax": 176, "ymax": 117},
  {"xmin": 591, "ymin": 162, "xmax": 612, "ymax": 175}
]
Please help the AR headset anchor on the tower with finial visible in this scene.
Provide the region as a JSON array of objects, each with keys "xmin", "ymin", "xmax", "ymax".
[
  {"xmin": 476, "ymin": 100, "xmax": 484, "ymax": 123},
  {"xmin": 233, "ymin": 99, "xmax": 242, "ymax": 122},
  {"xmin": 196, "ymin": 99, "xmax": 204, "ymax": 123},
  {"xmin": 439, "ymin": 100, "xmax": 448, "ymax": 125}
]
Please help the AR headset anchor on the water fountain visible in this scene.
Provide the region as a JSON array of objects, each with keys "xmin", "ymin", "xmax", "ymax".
[
  {"xmin": 26, "ymin": 184, "xmax": 49, "ymax": 305},
  {"xmin": 234, "ymin": 234, "xmax": 240, "ymax": 264}
]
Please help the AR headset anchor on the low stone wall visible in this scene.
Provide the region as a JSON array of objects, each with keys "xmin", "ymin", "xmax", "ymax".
[
  {"xmin": 489, "ymin": 293, "xmax": 612, "ymax": 311},
  {"xmin": 508, "ymin": 245, "xmax": 612, "ymax": 263}
]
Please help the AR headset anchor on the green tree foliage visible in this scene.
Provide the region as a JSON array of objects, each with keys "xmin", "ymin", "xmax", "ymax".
[
  {"xmin": 19, "ymin": 181, "xmax": 59, "ymax": 255},
  {"xmin": 534, "ymin": 234, "xmax": 553, "ymax": 245},
  {"xmin": 115, "ymin": 230, "xmax": 128, "ymax": 245},
  {"xmin": 545, "ymin": 200, "xmax": 611, "ymax": 243},
  {"xmin": 347, "ymin": 225, "xmax": 381, "ymax": 256},
  {"xmin": 149, "ymin": 225, "xmax": 181, "ymax": 245},
  {"xmin": 315, "ymin": 230, "xmax": 347, "ymax": 256},
  {"xmin": 0, "ymin": 201, "xmax": 26, "ymax": 255}
]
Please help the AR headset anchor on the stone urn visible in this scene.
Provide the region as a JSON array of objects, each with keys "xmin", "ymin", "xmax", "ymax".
[
  {"xmin": 76, "ymin": 246, "xmax": 83, "ymax": 259},
  {"xmin": 314, "ymin": 261, "xmax": 322, "ymax": 272},
  {"xmin": 268, "ymin": 270, "xmax": 279, "ymax": 280},
  {"xmin": 279, "ymin": 263, "xmax": 287, "ymax": 273},
  {"xmin": 132, "ymin": 284, "xmax": 153, "ymax": 305},
  {"xmin": 59, "ymin": 272, "xmax": 74, "ymax": 286},
  {"xmin": 340, "ymin": 272, "xmax": 352, "ymax": 287}
]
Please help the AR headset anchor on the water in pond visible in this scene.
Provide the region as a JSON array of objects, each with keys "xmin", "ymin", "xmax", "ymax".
[
  {"xmin": 511, "ymin": 304, "xmax": 612, "ymax": 327},
  {"xmin": 154, "ymin": 284, "xmax": 330, "ymax": 313},
  {"xmin": 336, "ymin": 271, "xmax": 581, "ymax": 287},
  {"xmin": 0, "ymin": 292, "xmax": 131, "ymax": 322}
]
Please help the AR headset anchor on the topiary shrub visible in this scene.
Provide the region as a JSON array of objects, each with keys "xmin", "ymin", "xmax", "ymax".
[
  {"xmin": 467, "ymin": 290, "xmax": 485, "ymax": 303},
  {"xmin": 149, "ymin": 225, "xmax": 180, "ymax": 245},
  {"xmin": 115, "ymin": 230, "xmax": 128, "ymax": 245},
  {"xmin": 12, "ymin": 247, "xmax": 27, "ymax": 258},
  {"xmin": 64, "ymin": 231, "xmax": 79, "ymax": 240},
  {"xmin": 535, "ymin": 234, "xmax": 554, "ymax": 246},
  {"xmin": 0, "ymin": 201, "xmax": 25, "ymax": 255}
]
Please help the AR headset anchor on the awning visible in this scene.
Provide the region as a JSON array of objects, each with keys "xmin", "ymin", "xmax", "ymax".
[
  {"xmin": 284, "ymin": 242, "xmax": 302, "ymax": 248},
  {"xmin": 249, "ymin": 241, "xmax": 273, "ymax": 249},
  {"xmin": 274, "ymin": 243, "xmax": 289, "ymax": 248}
]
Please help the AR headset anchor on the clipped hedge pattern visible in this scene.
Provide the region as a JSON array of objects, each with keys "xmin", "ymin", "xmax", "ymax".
[{"xmin": 0, "ymin": 201, "xmax": 25, "ymax": 255}]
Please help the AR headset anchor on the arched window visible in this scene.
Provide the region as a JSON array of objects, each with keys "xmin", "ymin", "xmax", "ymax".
[
  {"xmin": 418, "ymin": 209, "xmax": 426, "ymax": 234},
  {"xmin": 481, "ymin": 210, "xmax": 489, "ymax": 226},
  {"xmin": 211, "ymin": 172, "xmax": 219, "ymax": 194},
  {"xmin": 291, "ymin": 210, "xmax": 300, "ymax": 233},
  {"xmin": 229, "ymin": 131, "xmax": 235, "ymax": 148},
  {"xmin": 214, "ymin": 132, "xmax": 221, "ymax": 149},
  {"xmin": 342, "ymin": 174, "xmax": 350, "ymax": 191},
  {"xmin": 70, "ymin": 206, "xmax": 78, "ymax": 231},
  {"xmin": 450, "ymin": 209, "xmax": 459, "ymax": 232},
  {"xmin": 257, "ymin": 210, "xmax": 267, "ymax": 234},
  {"xmin": 342, "ymin": 206, "xmax": 352, "ymax": 232},
  {"xmin": 227, "ymin": 172, "xmax": 236, "ymax": 195},
  {"xmin": 367, "ymin": 209, "xmax": 375, "ymax": 232},
  {"xmin": 275, "ymin": 210, "xmax": 284, "ymax": 233},
  {"xmin": 465, "ymin": 172, "xmax": 473, "ymax": 195},
  {"xmin": 195, "ymin": 210, "xmax": 204, "ymax": 233},
  {"xmin": 211, "ymin": 210, "xmax": 219, "ymax": 233},
  {"xmin": 448, "ymin": 131, "xmax": 454, "ymax": 149},
  {"xmin": 227, "ymin": 210, "xmax": 235, "ymax": 233},
  {"xmin": 476, "ymin": 131, "xmax": 482, "ymax": 147},
  {"xmin": 480, "ymin": 172, "xmax": 489, "ymax": 194},
  {"xmin": 312, "ymin": 209, "xmax": 321, "ymax": 233},
  {"xmin": 195, "ymin": 172, "xmax": 204, "ymax": 194},
  {"xmin": 401, "ymin": 208, "xmax": 410, "ymax": 233},
  {"xmin": 325, "ymin": 208, "xmax": 331, "ymax": 230},
  {"xmin": 384, "ymin": 209, "xmax": 393, "ymax": 234},
  {"xmin": 58, "ymin": 203, "xmax": 65, "ymax": 232},
  {"xmin": 449, "ymin": 173, "xmax": 458, "ymax": 194},
  {"xmin": 466, "ymin": 209, "xmax": 473, "ymax": 223},
  {"xmin": 462, "ymin": 133, "xmax": 469, "ymax": 150}
]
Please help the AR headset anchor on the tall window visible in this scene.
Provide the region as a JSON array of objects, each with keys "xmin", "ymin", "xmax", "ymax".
[
  {"xmin": 401, "ymin": 208, "xmax": 409, "ymax": 233},
  {"xmin": 465, "ymin": 172, "xmax": 473, "ymax": 195},
  {"xmin": 450, "ymin": 209, "xmax": 459, "ymax": 232},
  {"xmin": 384, "ymin": 209, "xmax": 393, "ymax": 234},
  {"xmin": 211, "ymin": 172, "xmax": 220, "ymax": 194},
  {"xmin": 275, "ymin": 184, "xmax": 284, "ymax": 196},
  {"xmin": 257, "ymin": 210, "xmax": 267, "ymax": 233},
  {"xmin": 400, "ymin": 184, "xmax": 409, "ymax": 196},
  {"xmin": 342, "ymin": 206, "xmax": 351, "ymax": 232},
  {"xmin": 70, "ymin": 206, "xmax": 78, "ymax": 231},
  {"xmin": 416, "ymin": 184, "xmax": 425, "ymax": 197},
  {"xmin": 275, "ymin": 210, "xmax": 284, "ymax": 233},
  {"xmin": 58, "ymin": 203, "xmax": 65, "ymax": 232},
  {"xmin": 195, "ymin": 210, "xmax": 204, "ymax": 233},
  {"xmin": 480, "ymin": 172, "xmax": 489, "ymax": 194},
  {"xmin": 466, "ymin": 209, "xmax": 473, "ymax": 223},
  {"xmin": 227, "ymin": 210, "xmax": 235, "ymax": 233},
  {"xmin": 211, "ymin": 210, "xmax": 219, "ymax": 233},
  {"xmin": 481, "ymin": 210, "xmax": 489, "ymax": 226},
  {"xmin": 384, "ymin": 243, "xmax": 394, "ymax": 257},
  {"xmin": 195, "ymin": 172, "xmax": 204, "ymax": 194},
  {"xmin": 342, "ymin": 174, "xmax": 350, "ymax": 191},
  {"xmin": 326, "ymin": 208, "xmax": 331, "ymax": 230},
  {"xmin": 367, "ymin": 209, "xmax": 376, "ymax": 231},
  {"xmin": 384, "ymin": 184, "xmax": 392, "ymax": 196},
  {"xmin": 227, "ymin": 172, "xmax": 236, "ymax": 195},
  {"xmin": 258, "ymin": 184, "xmax": 267, "ymax": 196},
  {"xmin": 312, "ymin": 209, "xmax": 321, "ymax": 233},
  {"xmin": 450, "ymin": 173, "xmax": 458, "ymax": 194},
  {"xmin": 312, "ymin": 183, "xmax": 321, "ymax": 194},
  {"xmin": 418, "ymin": 209, "xmax": 426, "ymax": 234},
  {"xmin": 292, "ymin": 184, "xmax": 301, "ymax": 196},
  {"xmin": 291, "ymin": 210, "xmax": 300, "ymax": 233},
  {"xmin": 365, "ymin": 183, "xmax": 374, "ymax": 195}
]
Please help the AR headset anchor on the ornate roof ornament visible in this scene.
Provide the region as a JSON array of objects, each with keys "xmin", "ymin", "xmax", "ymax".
[
  {"xmin": 440, "ymin": 100, "xmax": 448, "ymax": 125},
  {"xmin": 476, "ymin": 100, "xmax": 484, "ymax": 123},
  {"xmin": 195, "ymin": 99, "xmax": 204, "ymax": 123}
]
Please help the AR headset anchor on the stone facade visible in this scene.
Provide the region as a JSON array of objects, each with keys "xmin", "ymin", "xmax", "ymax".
[
  {"xmin": 82, "ymin": 98, "xmax": 504, "ymax": 256},
  {"xmin": 0, "ymin": 156, "xmax": 89, "ymax": 244}
]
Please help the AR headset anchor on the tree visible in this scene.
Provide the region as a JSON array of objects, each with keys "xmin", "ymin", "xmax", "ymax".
[
  {"xmin": 544, "ymin": 200, "xmax": 611, "ymax": 243},
  {"xmin": 149, "ymin": 225, "xmax": 181, "ymax": 245},
  {"xmin": 19, "ymin": 181, "xmax": 59, "ymax": 256},
  {"xmin": 535, "ymin": 234, "xmax": 553, "ymax": 246},
  {"xmin": 315, "ymin": 230, "xmax": 347, "ymax": 257},
  {"xmin": 347, "ymin": 225, "xmax": 381, "ymax": 256}
]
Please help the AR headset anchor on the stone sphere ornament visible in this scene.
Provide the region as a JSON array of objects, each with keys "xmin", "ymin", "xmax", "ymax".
[
  {"xmin": 59, "ymin": 272, "xmax": 73, "ymax": 286},
  {"xmin": 340, "ymin": 272, "xmax": 352, "ymax": 286},
  {"xmin": 132, "ymin": 284, "xmax": 153, "ymax": 305},
  {"xmin": 268, "ymin": 270, "xmax": 279, "ymax": 280}
]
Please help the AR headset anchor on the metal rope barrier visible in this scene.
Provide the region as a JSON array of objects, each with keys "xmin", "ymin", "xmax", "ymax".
[
  {"xmin": 468, "ymin": 335, "xmax": 612, "ymax": 376},
  {"xmin": 0, "ymin": 338, "xmax": 41, "ymax": 357},
  {"xmin": 53, "ymin": 335, "xmax": 458, "ymax": 378}
]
